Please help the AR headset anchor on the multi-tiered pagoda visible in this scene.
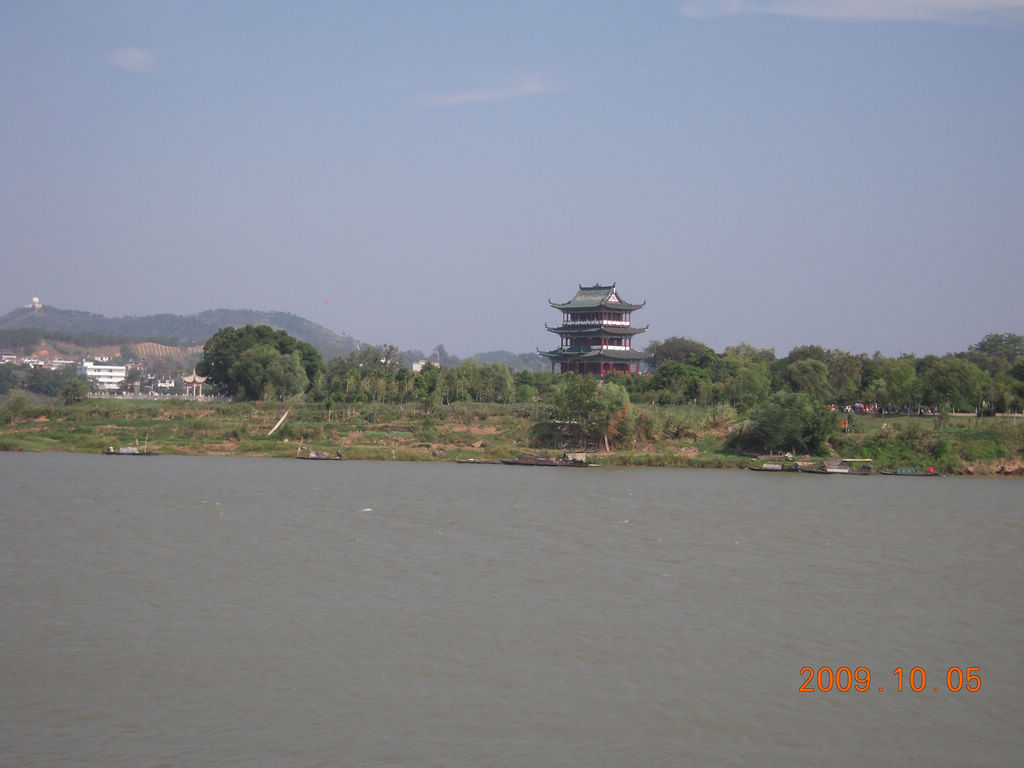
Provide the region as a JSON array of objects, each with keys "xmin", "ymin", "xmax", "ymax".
[{"xmin": 541, "ymin": 283, "xmax": 648, "ymax": 375}]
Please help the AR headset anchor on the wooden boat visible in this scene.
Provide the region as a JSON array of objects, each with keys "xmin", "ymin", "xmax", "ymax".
[
  {"xmin": 502, "ymin": 453, "xmax": 560, "ymax": 466},
  {"xmin": 879, "ymin": 467, "xmax": 940, "ymax": 476},
  {"xmin": 455, "ymin": 458, "xmax": 501, "ymax": 464},
  {"xmin": 501, "ymin": 452, "xmax": 596, "ymax": 467},
  {"xmin": 104, "ymin": 433, "xmax": 157, "ymax": 455},
  {"xmin": 296, "ymin": 449, "xmax": 343, "ymax": 460},
  {"xmin": 748, "ymin": 462, "xmax": 798, "ymax": 472},
  {"xmin": 801, "ymin": 459, "xmax": 872, "ymax": 475},
  {"xmin": 103, "ymin": 446, "xmax": 158, "ymax": 456}
]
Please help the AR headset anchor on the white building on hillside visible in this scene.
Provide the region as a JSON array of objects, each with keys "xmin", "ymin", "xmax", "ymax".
[{"xmin": 77, "ymin": 360, "xmax": 127, "ymax": 390}]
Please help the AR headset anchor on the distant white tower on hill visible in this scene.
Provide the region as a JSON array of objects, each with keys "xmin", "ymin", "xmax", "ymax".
[{"xmin": 30, "ymin": 297, "xmax": 41, "ymax": 309}]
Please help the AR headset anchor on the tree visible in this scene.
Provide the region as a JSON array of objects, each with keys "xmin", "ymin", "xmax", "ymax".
[
  {"xmin": 265, "ymin": 350, "xmax": 310, "ymax": 400},
  {"xmin": 513, "ymin": 370, "xmax": 557, "ymax": 400},
  {"xmin": 413, "ymin": 362, "xmax": 442, "ymax": 406},
  {"xmin": 592, "ymin": 381, "xmax": 630, "ymax": 451},
  {"xmin": 649, "ymin": 361, "xmax": 709, "ymax": 403},
  {"xmin": 479, "ymin": 362, "xmax": 514, "ymax": 404},
  {"xmin": 785, "ymin": 344, "xmax": 828, "ymax": 364},
  {"xmin": 0, "ymin": 365, "xmax": 20, "ymax": 395},
  {"xmin": 646, "ymin": 337, "xmax": 714, "ymax": 368},
  {"xmin": 6, "ymin": 391, "xmax": 29, "ymax": 425},
  {"xmin": 986, "ymin": 372, "xmax": 1023, "ymax": 414},
  {"xmin": 863, "ymin": 375, "xmax": 888, "ymax": 408},
  {"xmin": 549, "ymin": 373, "xmax": 599, "ymax": 448},
  {"xmin": 723, "ymin": 343, "xmax": 776, "ymax": 364},
  {"xmin": 1011, "ymin": 357, "xmax": 1024, "ymax": 385},
  {"xmin": 25, "ymin": 367, "xmax": 64, "ymax": 397},
  {"xmin": 230, "ymin": 344, "xmax": 281, "ymax": 400},
  {"xmin": 826, "ymin": 350, "xmax": 864, "ymax": 403},
  {"xmin": 967, "ymin": 333, "xmax": 1024, "ymax": 373},
  {"xmin": 59, "ymin": 378, "xmax": 90, "ymax": 405},
  {"xmin": 546, "ymin": 375, "xmax": 631, "ymax": 450},
  {"xmin": 123, "ymin": 368, "xmax": 143, "ymax": 389},
  {"xmin": 786, "ymin": 359, "xmax": 831, "ymax": 402},
  {"xmin": 875, "ymin": 356, "xmax": 920, "ymax": 410},
  {"xmin": 920, "ymin": 356, "xmax": 988, "ymax": 413},
  {"xmin": 726, "ymin": 362, "xmax": 771, "ymax": 411},
  {"xmin": 197, "ymin": 325, "xmax": 323, "ymax": 400}
]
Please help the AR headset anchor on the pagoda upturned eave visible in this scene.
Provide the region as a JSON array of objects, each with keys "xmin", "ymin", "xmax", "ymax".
[
  {"xmin": 539, "ymin": 348, "xmax": 648, "ymax": 362},
  {"xmin": 549, "ymin": 298, "xmax": 645, "ymax": 312},
  {"xmin": 548, "ymin": 283, "xmax": 645, "ymax": 312},
  {"xmin": 545, "ymin": 323, "xmax": 647, "ymax": 336}
]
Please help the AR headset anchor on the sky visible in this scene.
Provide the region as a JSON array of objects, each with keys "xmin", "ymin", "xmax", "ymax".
[{"xmin": 2, "ymin": 1, "xmax": 1022, "ymax": 360}]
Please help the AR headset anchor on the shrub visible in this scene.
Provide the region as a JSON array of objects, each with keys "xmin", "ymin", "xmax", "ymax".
[
  {"xmin": 632, "ymin": 410, "xmax": 658, "ymax": 442},
  {"xmin": 729, "ymin": 392, "xmax": 837, "ymax": 454},
  {"xmin": 959, "ymin": 438, "xmax": 1005, "ymax": 462},
  {"xmin": 704, "ymin": 404, "xmax": 737, "ymax": 431}
]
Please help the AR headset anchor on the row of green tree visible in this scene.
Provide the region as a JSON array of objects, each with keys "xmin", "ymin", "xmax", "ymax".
[
  {"xmin": 196, "ymin": 327, "xmax": 538, "ymax": 407},
  {"xmin": 186, "ymin": 327, "xmax": 1023, "ymax": 455},
  {"xmin": 0, "ymin": 364, "xmax": 89, "ymax": 404},
  {"xmin": 626, "ymin": 333, "xmax": 1024, "ymax": 414},
  {"xmin": 196, "ymin": 326, "xmax": 1024, "ymax": 416}
]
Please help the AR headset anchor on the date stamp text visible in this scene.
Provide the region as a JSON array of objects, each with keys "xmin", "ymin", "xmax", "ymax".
[{"xmin": 799, "ymin": 666, "xmax": 981, "ymax": 693}]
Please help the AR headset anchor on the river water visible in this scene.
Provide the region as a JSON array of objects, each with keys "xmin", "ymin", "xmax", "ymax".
[{"xmin": 1, "ymin": 453, "xmax": 1021, "ymax": 767}]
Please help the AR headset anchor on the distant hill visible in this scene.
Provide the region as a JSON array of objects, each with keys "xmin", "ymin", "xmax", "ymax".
[
  {"xmin": 0, "ymin": 305, "xmax": 360, "ymax": 359},
  {"xmin": 0, "ymin": 305, "xmax": 548, "ymax": 370}
]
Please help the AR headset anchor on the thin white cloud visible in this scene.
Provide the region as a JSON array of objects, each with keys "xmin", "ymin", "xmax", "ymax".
[
  {"xmin": 680, "ymin": 0, "xmax": 1024, "ymax": 23},
  {"xmin": 421, "ymin": 75, "xmax": 555, "ymax": 107},
  {"xmin": 108, "ymin": 48, "xmax": 155, "ymax": 73}
]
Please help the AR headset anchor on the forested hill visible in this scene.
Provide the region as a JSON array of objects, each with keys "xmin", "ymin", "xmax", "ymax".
[
  {"xmin": 0, "ymin": 306, "xmax": 359, "ymax": 358},
  {"xmin": 0, "ymin": 305, "xmax": 551, "ymax": 369}
]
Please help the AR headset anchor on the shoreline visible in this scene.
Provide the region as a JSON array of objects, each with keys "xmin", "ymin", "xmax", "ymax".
[
  {"xmin": 4, "ymin": 443, "xmax": 1021, "ymax": 476},
  {"xmin": 2, "ymin": 399, "xmax": 1022, "ymax": 476}
]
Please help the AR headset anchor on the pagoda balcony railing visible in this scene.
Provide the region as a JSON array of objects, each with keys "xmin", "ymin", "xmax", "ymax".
[
  {"xmin": 559, "ymin": 343, "xmax": 632, "ymax": 351},
  {"xmin": 562, "ymin": 317, "xmax": 631, "ymax": 326}
]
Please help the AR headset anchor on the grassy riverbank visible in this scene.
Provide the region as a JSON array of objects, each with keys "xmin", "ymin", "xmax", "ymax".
[{"xmin": 1, "ymin": 396, "xmax": 1022, "ymax": 474}]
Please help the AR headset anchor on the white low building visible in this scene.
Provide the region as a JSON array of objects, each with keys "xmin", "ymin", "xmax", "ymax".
[{"xmin": 77, "ymin": 360, "xmax": 127, "ymax": 390}]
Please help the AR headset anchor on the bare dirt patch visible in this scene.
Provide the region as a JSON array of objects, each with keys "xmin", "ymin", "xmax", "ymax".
[{"xmin": 446, "ymin": 424, "xmax": 500, "ymax": 435}]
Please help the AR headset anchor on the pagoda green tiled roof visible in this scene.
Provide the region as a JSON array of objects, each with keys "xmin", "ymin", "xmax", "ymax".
[
  {"xmin": 540, "ymin": 347, "xmax": 649, "ymax": 361},
  {"xmin": 549, "ymin": 283, "xmax": 645, "ymax": 311},
  {"xmin": 545, "ymin": 324, "xmax": 647, "ymax": 336}
]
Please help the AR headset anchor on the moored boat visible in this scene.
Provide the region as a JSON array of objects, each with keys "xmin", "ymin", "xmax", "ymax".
[
  {"xmin": 296, "ymin": 449, "xmax": 343, "ymax": 460},
  {"xmin": 502, "ymin": 453, "xmax": 560, "ymax": 466},
  {"xmin": 801, "ymin": 459, "xmax": 872, "ymax": 475},
  {"xmin": 103, "ymin": 446, "xmax": 158, "ymax": 456},
  {"xmin": 501, "ymin": 452, "xmax": 596, "ymax": 467},
  {"xmin": 879, "ymin": 467, "xmax": 940, "ymax": 476}
]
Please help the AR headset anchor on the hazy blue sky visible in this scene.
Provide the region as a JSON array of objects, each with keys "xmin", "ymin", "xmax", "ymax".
[{"xmin": 3, "ymin": 1, "xmax": 1022, "ymax": 359}]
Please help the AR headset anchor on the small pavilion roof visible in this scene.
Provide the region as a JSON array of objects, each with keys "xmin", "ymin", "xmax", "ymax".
[{"xmin": 549, "ymin": 283, "xmax": 645, "ymax": 312}]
